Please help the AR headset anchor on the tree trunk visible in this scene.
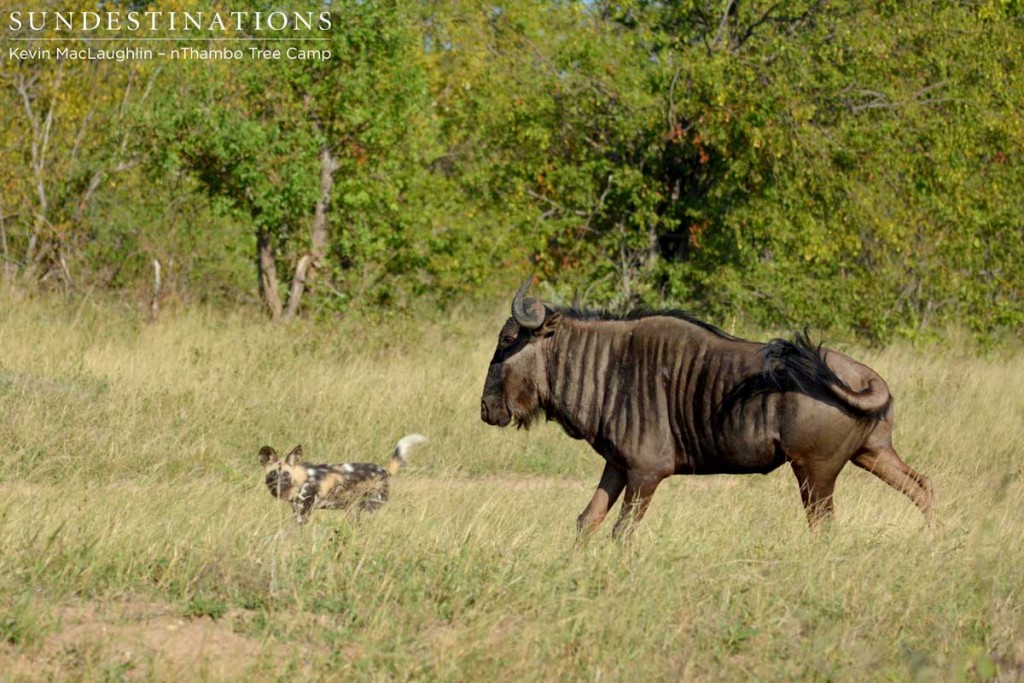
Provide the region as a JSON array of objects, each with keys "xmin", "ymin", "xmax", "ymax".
[
  {"xmin": 149, "ymin": 258, "xmax": 162, "ymax": 322},
  {"xmin": 281, "ymin": 146, "xmax": 338, "ymax": 322},
  {"xmin": 0, "ymin": 206, "xmax": 12, "ymax": 282},
  {"xmin": 257, "ymin": 228, "xmax": 283, "ymax": 319}
]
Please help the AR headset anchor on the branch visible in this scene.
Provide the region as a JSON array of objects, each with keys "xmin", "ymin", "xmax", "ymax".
[
  {"xmin": 840, "ymin": 81, "xmax": 953, "ymax": 115},
  {"xmin": 14, "ymin": 73, "xmax": 46, "ymax": 216},
  {"xmin": 731, "ymin": 0, "xmax": 823, "ymax": 53},
  {"xmin": 68, "ymin": 105, "xmax": 97, "ymax": 169},
  {"xmin": 711, "ymin": 0, "xmax": 738, "ymax": 51},
  {"xmin": 525, "ymin": 189, "xmax": 592, "ymax": 219},
  {"xmin": 37, "ymin": 63, "xmax": 64, "ymax": 178}
]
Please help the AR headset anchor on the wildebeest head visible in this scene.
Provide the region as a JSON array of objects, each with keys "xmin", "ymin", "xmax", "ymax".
[
  {"xmin": 259, "ymin": 444, "xmax": 304, "ymax": 500},
  {"xmin": 481, "ymin": 277, "xmax": 561, "ymax": 428}
]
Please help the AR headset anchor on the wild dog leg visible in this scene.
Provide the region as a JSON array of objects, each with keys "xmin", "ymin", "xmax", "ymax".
[{"xmin": 291, "ymin": 480, "xmax": 318, "ymax": 524}]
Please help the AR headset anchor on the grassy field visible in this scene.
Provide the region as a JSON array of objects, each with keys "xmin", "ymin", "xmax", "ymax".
[{"xmin": 1, "ymin": 288, "xmax": 1022, "ymax": 682}]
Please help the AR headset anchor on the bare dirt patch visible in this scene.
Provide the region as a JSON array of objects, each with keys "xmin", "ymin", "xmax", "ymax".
[{"xmin": 2, "ymin": 598, "xmax": 264, "ymax": 681}]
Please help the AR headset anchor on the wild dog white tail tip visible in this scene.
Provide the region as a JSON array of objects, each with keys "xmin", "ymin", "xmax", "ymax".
[
  {"xmin": 394, "ymin": 434, "xmax": 428, "ymax": 461},
  {"xmin": 388, "ymin": 434, "xmax": 427, "ymax": 476}
]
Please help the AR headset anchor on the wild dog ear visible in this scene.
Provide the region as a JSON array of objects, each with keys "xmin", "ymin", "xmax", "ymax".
[
  {"xmin": 284, "ymin": 445, "xmax": 303, "ymax": 465},
  {"xmin": 258, "ymin": 446, "xmax": 278, "ymax": 467}
]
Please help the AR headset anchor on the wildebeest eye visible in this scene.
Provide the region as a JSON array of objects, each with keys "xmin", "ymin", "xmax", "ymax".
[{"xmin": 497, "ymin": 319, "xmax": 521, "ymax": 347}]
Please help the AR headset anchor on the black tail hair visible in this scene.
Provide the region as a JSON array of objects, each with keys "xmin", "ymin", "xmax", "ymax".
[{"xmin": 716, "ymin": 330, "xmax": 889, "ymax": 427}]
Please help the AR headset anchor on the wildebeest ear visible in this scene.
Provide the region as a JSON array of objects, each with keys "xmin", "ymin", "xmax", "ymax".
[
  {"xmin": 538, "ymin": 310, "xmax": 562, "ymax": 337},
  {"xmin": 258, "ymin": 446, "xmax": 278, "ymax": 467},
  {"xmin": 284, "ymin": 445, "xmax": 302, "ymax": 465}
]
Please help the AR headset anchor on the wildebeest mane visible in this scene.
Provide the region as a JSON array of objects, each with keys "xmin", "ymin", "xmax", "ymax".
[
  {"xmin": 552, "ymin": 305, "xmax": 738, "ymax": 341},
  {"xmin": 716, "ymin": 330, "xmax": 891, "ymax": 426}
]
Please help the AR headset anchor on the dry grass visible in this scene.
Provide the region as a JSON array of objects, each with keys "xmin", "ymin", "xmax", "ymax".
[{"xmin": 1, "ymin": 287, "xmax": 1022, "ymax": 681}]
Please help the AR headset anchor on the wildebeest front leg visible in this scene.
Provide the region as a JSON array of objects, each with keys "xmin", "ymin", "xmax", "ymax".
[
  {"xmin": 577, "ymin": 461, "xmax": 627, "ymax": 537},
  {"xmin": 611, "ymin": 471, "xmax": 668, "ymax": 540}
]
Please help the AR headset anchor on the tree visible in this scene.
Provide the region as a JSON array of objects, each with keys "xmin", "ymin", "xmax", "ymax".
[
  {"xmin": 0, "ymin": 1, "xmax": 157, "ymax": 286},
  {"xmin": 147, "ymin": 0, "xmax": 430, "ymax": 320}
]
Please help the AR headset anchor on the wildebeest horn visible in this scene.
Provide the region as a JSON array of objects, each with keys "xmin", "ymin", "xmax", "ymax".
[{"xmin": 511, "ymin": 276, "xmax": 545, "ymax": 329}]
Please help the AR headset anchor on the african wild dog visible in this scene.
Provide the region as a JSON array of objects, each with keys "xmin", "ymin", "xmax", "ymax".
[{"xmin": 259, "ymin": 434, "xmax": 428, "ymax": 524}]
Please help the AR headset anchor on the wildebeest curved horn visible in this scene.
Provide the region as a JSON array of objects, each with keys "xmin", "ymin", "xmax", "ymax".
[{"xmin": 511, "ymin": 276, "xmax": 545, "ymax": 329}]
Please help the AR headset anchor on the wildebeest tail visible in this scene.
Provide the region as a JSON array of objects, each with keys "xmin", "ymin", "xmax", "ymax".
[
  {"xmin": 762, "ymin": 331, "xmax": 891, "ymax": 420},
  {"xmin": 388, "ymin": 434, "xmax": 428, "ymax": 475},
  {"xmin": 717, "ymin": 331, "xmax": 890, "ymax": 425}
]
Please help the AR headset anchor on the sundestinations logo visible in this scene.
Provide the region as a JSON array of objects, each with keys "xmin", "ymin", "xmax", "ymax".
[
  {"xmin": 3, "ymin": 9, "xmax": 335, "ymax": 63},
  {"xmin": 4, "ymin": 10, "xmax": 333, "ymax": 33}
]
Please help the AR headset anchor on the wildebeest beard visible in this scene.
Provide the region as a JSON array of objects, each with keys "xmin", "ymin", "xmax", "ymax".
[{"xmin": 514, "ymin": 406, "xmax": 545, "ymax": 431}]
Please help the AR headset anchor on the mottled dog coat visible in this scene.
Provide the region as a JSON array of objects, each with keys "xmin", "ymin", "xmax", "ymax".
[{"xmin": 259, "ymin": 434, "xmax": 427, "ymax": 524}]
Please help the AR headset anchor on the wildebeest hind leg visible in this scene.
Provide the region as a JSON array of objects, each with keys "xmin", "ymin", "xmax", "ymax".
[
  {"xmin": 577, "ymin": 461, "xmax": 627, "ymax": 537},
  {"xmin": 790, "ymin": 460, "xmax": 841, "ymax": 531},
  {"xmin": 852, "ymin": 447, "xmax": 934, "ymax": 522},
  {"xmin": 611, "ymin": 471, "xmax": 667, "ymax": 540}
]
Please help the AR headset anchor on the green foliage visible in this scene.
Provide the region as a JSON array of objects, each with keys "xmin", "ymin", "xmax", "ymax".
[{"xmin": 0, "ymin": 0, "xmax": 1021, "ymax": 339}]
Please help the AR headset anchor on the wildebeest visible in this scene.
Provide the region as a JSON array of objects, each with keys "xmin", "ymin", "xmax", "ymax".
[{"xmin": 480, "ymin": 278, "xmax": 933, "ymax": 537}]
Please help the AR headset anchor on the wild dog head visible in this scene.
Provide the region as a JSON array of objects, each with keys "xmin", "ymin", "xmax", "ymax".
[{"xmin": 259, "ymin": 444, "xmax": 307, "ymax": 502}]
